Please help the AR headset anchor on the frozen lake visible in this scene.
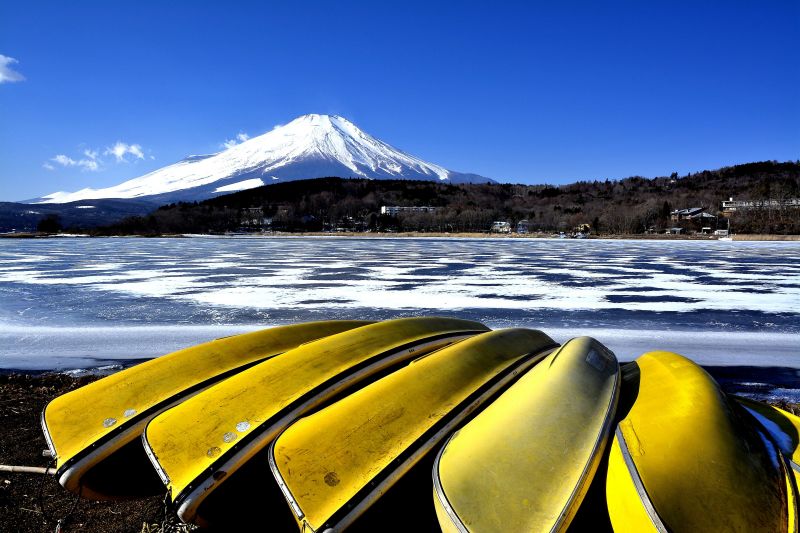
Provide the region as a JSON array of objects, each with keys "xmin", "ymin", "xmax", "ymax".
[{"xmin": 1, "ymin": 237, "xmax": 798, "ymax": 379}]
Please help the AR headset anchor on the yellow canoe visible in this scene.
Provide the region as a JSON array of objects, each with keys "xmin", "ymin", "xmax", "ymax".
[
  {"xmin": 433, "ymin": 336, "xmax": 620, "ymax": 533},
  {"xmin": 736, "ymin": 396, "xmax": 800, "ymax": 484},
  {"xmin": 142, "ymin": 316, "xmax": 489, "ymax": 524},
  {"xmin": 269, "ymin": 328, "xmax": 558, "ymax": 532},
  {"xmin": 606, "ymin": 351, "xmax": 796, "ymax": 532},
  {"xmin": 40, "ymin": 320, "xmax": 369, "ymax": 500}
]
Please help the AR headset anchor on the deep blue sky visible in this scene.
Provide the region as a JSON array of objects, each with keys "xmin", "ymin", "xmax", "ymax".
[{"xmin": 1, "ymin": 1, "xmax": 798, "ymax": 201}]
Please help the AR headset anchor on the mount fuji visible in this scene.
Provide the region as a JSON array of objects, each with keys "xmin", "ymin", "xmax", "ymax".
[{"xmin": 35, "ymin": 114, "xmax": 494, "ymax": 204}]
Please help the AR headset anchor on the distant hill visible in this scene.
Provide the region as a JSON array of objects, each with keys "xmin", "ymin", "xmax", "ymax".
[
  {"xmin": 88, "ymin": 161, "xmax": 800, "ymax": 236},
  {"xmin": 0, "ymin": 199, "xmax": 158, "ymax": 233}
]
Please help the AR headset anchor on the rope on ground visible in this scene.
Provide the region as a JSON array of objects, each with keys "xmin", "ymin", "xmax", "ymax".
[
  {"xmin": 140, "ymin": 490, "xmax": 196, "ymax": 533},
  {"xmin": 0, "ymin": 464, "xmax": 56, "ymax": 474},
  {"xmin": 36, "ymin": 456, "xmax": 82, "ymax": 531}
]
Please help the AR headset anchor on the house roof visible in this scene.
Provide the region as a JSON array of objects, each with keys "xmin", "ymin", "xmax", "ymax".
[
  {"xmin": 672, "ymin": 207, "xmax": 705, "ymax": 216},
  {"xmin": 689, "ymin": 212, "xmax": 716, "ymax": 219}
]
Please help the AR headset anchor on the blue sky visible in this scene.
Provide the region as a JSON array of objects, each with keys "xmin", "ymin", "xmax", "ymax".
[{"xmin": 0, "ymin": 1, "xmax": 798, "ymax": 201}]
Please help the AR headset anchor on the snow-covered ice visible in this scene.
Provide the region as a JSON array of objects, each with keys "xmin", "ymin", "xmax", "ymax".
[{"xmin": 0, "ymin": 237, "xmax": 798, "ymax": 374}]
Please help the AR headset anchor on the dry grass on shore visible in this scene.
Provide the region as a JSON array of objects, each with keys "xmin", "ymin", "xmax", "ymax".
[{"xmin": 0, "ymin": 374, "xmax": 165, "ymax": 533}]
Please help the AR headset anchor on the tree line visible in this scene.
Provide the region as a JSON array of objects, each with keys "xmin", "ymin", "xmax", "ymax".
[{"xmin": 80, "ymin": 161, "xmax": 800, "ymax": 236}]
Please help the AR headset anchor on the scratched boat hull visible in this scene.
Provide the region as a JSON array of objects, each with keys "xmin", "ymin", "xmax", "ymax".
[
  {"xmin": 40, "ymin": 320, "xmax": 370, "ymax": 500},
  {"xmin": 605, "ymin": 351, "xmax": 796, "ymax": 532},
  {"xmin": 269, "ymin": 328, "xmax": 558, "ymax": 532},
  {"xmin": 142, "ymin": 316, "xmax": 490, "ymax": 525},
  {"xmin": 433, "ymin": 336, "xmax": 620, "ymax": 533}
]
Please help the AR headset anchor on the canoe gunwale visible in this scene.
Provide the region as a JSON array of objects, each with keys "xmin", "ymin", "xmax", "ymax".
[
  {"xmin": 268, "ymin": 441, "xmax": 306, "ymax": 521},
  {"xmin": 431, "ymin": 438, "xmax": 469, "ymax": 533},
  {"xmin": 615, "ymin": 426, "xmax": 669, "ymax": 533},
  {"xmin": 40, "ymin": 409, "xmax": 57, "ymax": 460},
  {"xmin": 42, "ymin": 353, "xmax": 276, "ymax": 492},
  {"xmin": 431, "ymin": 338, "xmax": 621, "ymax": 533},
  {"xmin": 149, "ymin": 329, "xmax": 488, "ymax": 524},
  {"xmin": 777, "ymin": 448, "xmax": 800, "ymax": 531},
  {"xmin": 270, "ymin": 340, "xmax": 559, "ymax": 532}
]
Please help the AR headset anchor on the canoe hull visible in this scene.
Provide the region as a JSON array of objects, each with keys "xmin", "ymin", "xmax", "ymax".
[
  {"xmin": 270, "ymin": 328, "xmax": 558, "ymax": 532},
  {"xmin": 142, "ymin": 317, "xmax": 491, "ymax": 524},
  {"xmin": 41, "ymin": 320, "xmax": 371, "ymax": 499},
  {"xmin": 606, "ymin": 352, "xmax": 795, "ymax": 532},
  {"xmin": 432, "ymin": 336, "xmax": 620, "ymax": 533}
]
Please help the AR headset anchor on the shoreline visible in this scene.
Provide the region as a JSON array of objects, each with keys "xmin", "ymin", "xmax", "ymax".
[
  {"xmin": 3, "ymin": 231, "xmax": 800, "ymax": 241},
  {"xmin": 3, "ymin": 327, "xmax": 799, "ymax": 372}
]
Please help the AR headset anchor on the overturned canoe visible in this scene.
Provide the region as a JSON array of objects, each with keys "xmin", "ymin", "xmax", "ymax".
[
  {"xmin": 737, "ymin": 395, "xmax": 800, "ymax": 484},
  {"xmin": 433, "ymin": 336, "xmax": 620, "ymax": 533},
  {"xmin": 40, "ymin": 320, "xmax": 369, "ymax": 500},
  {"xmin": 606, "ymin": 351, "xmax": 796, "ymax": 532},
  {"xmin": 143, "ymin": 316, "xmax": 489, "ymax": 525},
  {"xmin": 269, "ymin": 328, "xmax": 558, "ymax": 532}
]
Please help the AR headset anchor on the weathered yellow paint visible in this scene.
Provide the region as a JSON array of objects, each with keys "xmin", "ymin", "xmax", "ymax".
[
  {"xmin": 433, "ymin": 336, "xmax": 619, "ymax": 533},
  {"xmin": 606, "ymin": 351, "xmax": 793, "ymax": 532},
  {"xmin": 270, "ymin": 328, "xmax": 557, "ymax": 532},
  {"xmin": 143, "ymin": 317, "xmax": 489, "ymax": 522},
  {"xmin": 41, "ymin": 320, "xmax": 369, "ymax": 495}
]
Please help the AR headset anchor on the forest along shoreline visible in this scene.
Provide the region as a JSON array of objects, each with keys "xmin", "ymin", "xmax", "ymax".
[
  {"xmin": 3, "ymin": 232, "xmax": 800, "ymax": 241},
  {"xmin": 3, "ymin": 162, "xmax": 799, "ymax": 238}
]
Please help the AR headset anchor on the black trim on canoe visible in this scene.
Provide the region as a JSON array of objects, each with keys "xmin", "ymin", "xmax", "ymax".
[
  {"xmin": 275, "ymin": 339, "xmax": 559, "ymax": 531},
  {"xmin": 155, "ymin": 329, "xmax": 490, "ymax": 511},
  {"xmin": 44, "ymin": 352, "xmax": 280, "ymax": 479}
]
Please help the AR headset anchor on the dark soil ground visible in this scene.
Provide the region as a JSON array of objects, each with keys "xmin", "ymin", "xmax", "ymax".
[
  {"xmin": 0, "ymin": 374, "xmax": 166, "ymax": 533},
  {"xmin": 1, "ymin": 373, "xmax": 797, "ymax": 533}
]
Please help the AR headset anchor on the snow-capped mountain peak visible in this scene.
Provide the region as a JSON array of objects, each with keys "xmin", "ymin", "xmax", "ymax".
[{"xmin": 36, "ymin": 114, "xmax": 493, "ymax": 204}]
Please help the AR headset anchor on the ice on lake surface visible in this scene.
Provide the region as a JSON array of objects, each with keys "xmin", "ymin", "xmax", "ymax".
[{"xmin": 0, "ymin": 237, "xmax": 798, "ymax": 375}]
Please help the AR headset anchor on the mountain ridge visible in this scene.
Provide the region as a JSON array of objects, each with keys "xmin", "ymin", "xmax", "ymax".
[{"xmin": 33, "ymin": 114, "xmax": 494, "ymax": 204}]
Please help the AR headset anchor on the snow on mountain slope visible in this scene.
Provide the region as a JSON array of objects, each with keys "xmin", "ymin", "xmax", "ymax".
[
  {"xmin": 36, "ymin": 114, "xmax": 493, "ymax": 204},
  {"xmin": 213, "ymin": 178, "xmax": 265, "ymax": 193}
]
